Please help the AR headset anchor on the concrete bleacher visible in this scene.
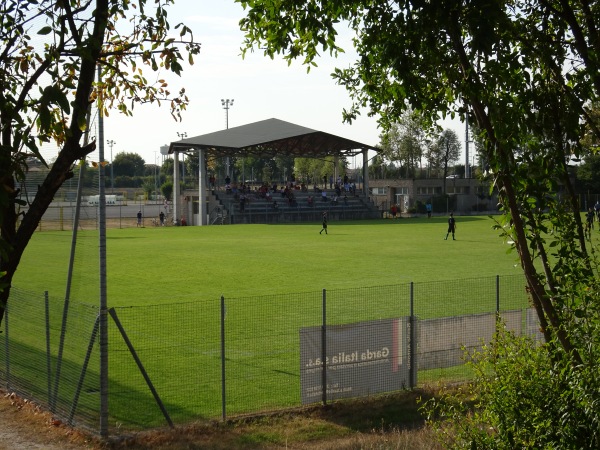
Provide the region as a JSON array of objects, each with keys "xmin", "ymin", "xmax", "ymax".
[{"xmin": 212, "ymin": 186, "xmax": 380, "ymax": 224}]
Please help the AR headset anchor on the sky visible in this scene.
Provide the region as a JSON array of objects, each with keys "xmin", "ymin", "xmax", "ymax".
[{"xmin": 83, "ymin": 0, "xmax": 465, "ymax": 168}]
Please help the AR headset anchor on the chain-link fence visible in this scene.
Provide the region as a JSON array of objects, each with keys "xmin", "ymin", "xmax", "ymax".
[
  {"xmin": 0, "ymin": 289, "xmax": 100, "ymax": 431},
  {"xmin": 1, "ymin": 274, "xmax": 535, "ymax": 435},
  {"xmin": 21, "ymin": 202, "xmax": 173, "ymax": 231}
]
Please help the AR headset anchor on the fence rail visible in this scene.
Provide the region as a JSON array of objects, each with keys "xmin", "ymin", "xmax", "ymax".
[{"xmin": 0, "ymin": 274, "xmax": 535, "ymax": 435}]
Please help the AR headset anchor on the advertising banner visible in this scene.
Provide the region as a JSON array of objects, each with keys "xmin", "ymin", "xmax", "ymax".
[{"xmin": 300, "ymin": 317, "xmax": 411, "ymax": 404}]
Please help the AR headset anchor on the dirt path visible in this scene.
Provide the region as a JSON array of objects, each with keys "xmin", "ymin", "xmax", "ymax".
[{"xmin": 0, "ymin": 390, "xmax": 98, "ymax": 450}]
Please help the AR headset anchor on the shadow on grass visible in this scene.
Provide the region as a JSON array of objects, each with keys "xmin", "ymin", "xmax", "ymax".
[{"xmin": 0, "ymin": 335, "xmax": 208, "ymax": 434}]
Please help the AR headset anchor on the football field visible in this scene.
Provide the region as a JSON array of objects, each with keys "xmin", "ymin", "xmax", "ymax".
[
  {"xmin": 7, "ymin": 215, "xmax": 537, "ymax": 428},
  {"xmin": 15, "ymin": 215, "xmax": 524, "ymax": 305}
]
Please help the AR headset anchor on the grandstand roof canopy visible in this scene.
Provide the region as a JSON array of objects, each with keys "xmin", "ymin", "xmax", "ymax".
[{"xmin": 168, "ymin": 118, "xmax": 377, "ymax": 159}]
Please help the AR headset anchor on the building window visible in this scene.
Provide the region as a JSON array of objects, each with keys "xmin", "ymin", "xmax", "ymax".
[
  {"xmin": 370, "ymin": 187, "xmax": 388, "ymax": 195},
  {"xmin": 417, "ymin": 186, "xmax": 442, "ymax": 195}
]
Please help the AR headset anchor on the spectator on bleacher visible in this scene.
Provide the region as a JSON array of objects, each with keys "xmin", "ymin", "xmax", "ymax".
[
  {"xmin": 272, "ymin": 201, "xmax": 279, "ymax": 210},
  {"xmin": 332, "ymin": 195, "xmax": 338, "ymax": 205},
  {"xmin": 344, "ymin": 195, "xmax": 348, "ymax": 206},
  {"xmin": 307, "ymin": 195, "xmax": 314, "ymax": 207},
  {"xmin": 321, "ymin": 190, "xmax": 328, "ymax": 202}
]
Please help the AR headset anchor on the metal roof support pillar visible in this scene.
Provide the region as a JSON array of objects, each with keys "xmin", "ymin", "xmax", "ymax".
[
  {"xmin": 173, "ymin": 151, "xmax": 180, "ymax": 225},
  {"xmin": 198, "ymin": 148, "xmax": 207, "ymax": 225},
  {"xmin": 362, "ymin": 150, "xmax": 369, "ymax": 195}
]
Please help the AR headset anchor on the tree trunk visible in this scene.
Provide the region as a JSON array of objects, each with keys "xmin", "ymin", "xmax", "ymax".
[{"xmin": 0, "ymin": 0, "xmax": 108, "ymax": 327}]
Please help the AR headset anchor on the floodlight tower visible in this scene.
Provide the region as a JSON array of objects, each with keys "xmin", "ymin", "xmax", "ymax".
[
  {"xmin": 177, "ymin": 132, "xmax": 187, "ymax": 183},
  {"xmin": 221, "ymin": 98, "xmax": 234, "ymax": 129},
  {"xmin": 221, "ymin": 99, "xmax": 234, "ymax": 177},
  {"xmin": 106, "ymin": 139, "xmax": 116, "ymax": 191}
]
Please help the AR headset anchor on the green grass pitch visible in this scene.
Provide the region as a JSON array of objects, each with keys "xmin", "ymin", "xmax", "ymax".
[
  {"xmin": 15, "ymin": 216, "xmax": 524, "ymax": 304},
  {"xmin": 7, "ymin": 215, "xmax": 535, "ymax": 429}
]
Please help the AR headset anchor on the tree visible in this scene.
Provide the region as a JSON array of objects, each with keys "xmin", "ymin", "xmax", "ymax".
[
  {"xmin": 238, "ymin": 0, "xmax": 600, "ymax": 445},
  {"xmin": 234, "ymin": 156, "xmax": 268, "ymax": 183},
  {"xmin": 379, "ymin": 110, "xmax": 427, "ymax": 178},
  {"xmin": 0, "ymin": 1, "xmax": 200, "ymax": 325},
  {"xmin": 574, "ymin": 154, "xmax": 600, "ymax": 194},
  {"xmin": 161, "ymin": 158, "xmax": 175, "ymax": 180},
  {"xmin": 112, "ymin": 152, "xmax": 146, "ymax": 177},
  {"xmin": 425, "ymin": 129, "xmax": 461, "ymax": 182},
  {"xmin": 161, "ymin": 181, "xmax": 173, "ymax": 201},
  {"xmin": 273, "ymin": 155, "xmax": 295, "ymax": 182},
  {"xmin": 435, "ymin": 129, "xmax": 461, "ymax": 193}
]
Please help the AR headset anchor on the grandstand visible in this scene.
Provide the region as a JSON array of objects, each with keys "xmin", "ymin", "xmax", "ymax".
[
  {"xmin": 169, "ymin": 118, "xmax": 378, "ymax": 226},
  {"xmin": 200, "ymin": 184, "xmax": 380, "ymax": 225}
]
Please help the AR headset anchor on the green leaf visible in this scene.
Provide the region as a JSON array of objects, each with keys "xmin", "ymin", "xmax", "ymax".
[{"xmin": 37, "ymin": 26, "xmax": 53, "ymax": 35}]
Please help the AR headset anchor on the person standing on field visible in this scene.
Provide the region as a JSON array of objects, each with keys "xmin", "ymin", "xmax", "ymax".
[
  {"xmin": 445, "ymin": 212, "xmax": 456, "ymax": 240},
  {"xmin": 320, "ymin": 211, "xmax": 328, "ymax": 235},
  {"xmin": 137, "ymin": 210, "xmax": 142, "ymax": 227},
  {"xmin": 585, "ymin": 207, "xmax": 595, "ymax": 237}
]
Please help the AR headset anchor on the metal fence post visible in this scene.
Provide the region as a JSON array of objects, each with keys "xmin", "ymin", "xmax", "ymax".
[
  {"xmin": 3, "ymin": 300, "xmax": 9, "ymax": 390},
  {"xmin": 107, "ymin": 309, "xmax": 173, "ymax": 428},
  {"xmin": 69, "ymin": 314, "xmax": 100, "ymax": 426},
  {"xmin": 220, "ymin": 295, "xmax": 226, "ymax": 420},
  {"xmin": 321, "ymin": 288, "xmax": 327, "ymax": 406},
  {"xmin": 496, "ymin": 275, "xmax": 500, "ymax": 313},
  {"xmin": 44, "ymin": 291, "xmax": 52, "ymax": 406},
  {"xmin": 409, "ymin": 281, "xmax": 417, "ymax": 388}
]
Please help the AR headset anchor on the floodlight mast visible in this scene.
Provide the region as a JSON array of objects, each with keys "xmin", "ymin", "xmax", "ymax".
[
  {"xmin": 106, "ymin": 139, "xmax": 116, "ymax": 191},
  {"xmin": 221, "ymin": 99, "xmax": 234, "ymax": 129},
  {"xmin": 221, "ymin": 99, "xmax": 234, "ymax": 177},
  {"xmin": 177, "ymin": 132, "xmax": 187, "ymax": 184}
]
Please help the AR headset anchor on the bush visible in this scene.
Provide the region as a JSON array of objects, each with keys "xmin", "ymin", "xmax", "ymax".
[{"xmin": 422, "ymin": 324, "xmax": 600, "ymax": 449}]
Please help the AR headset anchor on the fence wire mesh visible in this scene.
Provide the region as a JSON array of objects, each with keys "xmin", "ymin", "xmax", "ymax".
[
  {"xmin": 0, "ymin": 274, "xmax": 534, "ymax": 435},
  {"xmin": 0, "ymin": 288, "xmax": 100, "ymax": 431}
]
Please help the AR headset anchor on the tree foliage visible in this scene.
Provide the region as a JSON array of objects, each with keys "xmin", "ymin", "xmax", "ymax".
[
  {"xmin": 379, "ymin": 109, "xmax": 428, "ymax": 178},
  {"xmin": 426, "ymin": 129, "xmax": 461, "ymax": 182},
  {"xmin": 112, "ymin": 152, "xmax": 146, "ymax": 177},
  {"xmin": 438, "ymin": 130, "xmax": 461, "ymax": 175},
  {"xmin": 0, "ymin": 0, "xmax": 200, "ymax": 324},
  {"xmin": 238, "ymin": 0, "xmax": 600, "ymax": 445}
]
